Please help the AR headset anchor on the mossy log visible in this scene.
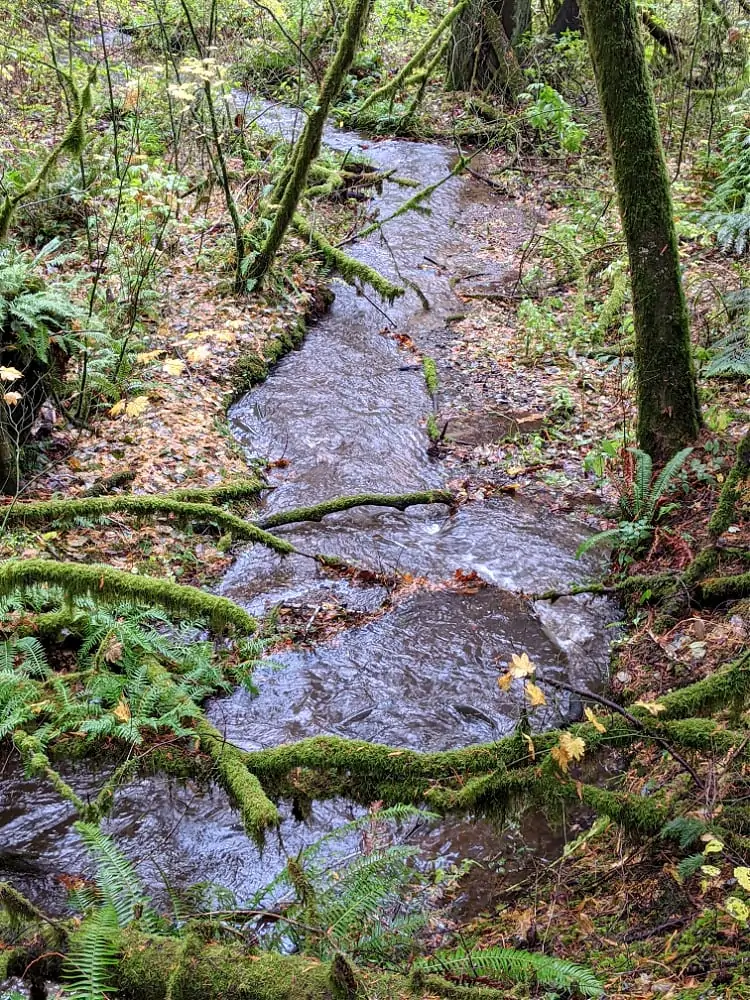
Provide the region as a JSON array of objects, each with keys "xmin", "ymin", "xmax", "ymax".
[
  {"xmin": 256, "ymin": 489, "xmax": 453, "ymax": 529},
  {"xmin": 291, "ymin": 214, "xmax": 404, "ymax": 302},
  {"xmin": 1, "ymin": 927, "xmax": 510, "ymax": 1000},
  {"xmin": 0, "ymin": 495, "xmax": 295, "ymax": 554},
  {"xmin": 0, "ymin": 559, "xmax": 257, "ymax": 634}
]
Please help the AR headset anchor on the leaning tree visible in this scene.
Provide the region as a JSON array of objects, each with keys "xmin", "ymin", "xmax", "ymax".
[
  {"xmin": 446, "ymin": 0, "xmax": 529, "ymax": 96},
  {"xmin": 579, "ymin": 0, "xmax": 701, "ymax": 462}
]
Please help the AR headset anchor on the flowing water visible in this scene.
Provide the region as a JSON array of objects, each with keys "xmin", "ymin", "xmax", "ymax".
[{"xmin": 0, "ymin": 100, "xmax": 614, "ymax": 913}]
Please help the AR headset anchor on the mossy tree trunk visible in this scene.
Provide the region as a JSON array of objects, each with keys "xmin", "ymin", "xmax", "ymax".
[
  {"xmin": 580, "ymin": 0, "xmax": 701, "ymax": 463},
  {"xmin": 549, "ymin": 0, "xmax": 580, "ymax": 35},
  {"xmin": 245, "ymin": 0, "xmax": 372, "ymax": 286},
  {"xmin": 446, "ymin": 0, "xmax": 526, "ymax": 97}
]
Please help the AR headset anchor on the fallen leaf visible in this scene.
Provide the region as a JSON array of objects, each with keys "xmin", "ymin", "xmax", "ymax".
[
  {"xmin": 509, "ymin": 652, "xmax": 535, "ymax": 678},
  {"xmin": 163, "ymin": 358, "xmax": 186, "ymax": 376},
  {"xmin": 634, "ymin": 700, "xmax": 667, "ymax": 716},
  {"xmin": 2, "ymin": 390, "xmax": 22, "ymax": 405},
  {"xmin": 525, "ymin": 681, "xmax": 546, "ymax": 707},
  {"xmin": 109, "ymin": 400, "xmax": 126, "ymax": 416},
  {"xmin": 0, "ymin": 365, "xmax": 23, "ymax": 381},
  {"xmin": 125, "ymin": 396, "xmax": 150, "ymax": 417},
  {"xmin": 113, "ymin": 698, "xmax": 131, "ymax": 723},
  {"xmin": 735, "ymin": 866, "xmax": 750, "ymax": 891},
  {"xmin": 187, "ymin": 345, "xmax": 211, "ymax": 364},
  {"xmin": 584, "ymin": 706, "xmax": 606, "ymax": 733},
  {"xmin": 726, "ymin": 896, "xmax": 750, "ymax": 923}
]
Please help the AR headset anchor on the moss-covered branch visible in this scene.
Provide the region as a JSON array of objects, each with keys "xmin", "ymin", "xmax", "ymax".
[
  {"xmin": 709, "ymin": 428, "xmax": 750, "ymax": 537},
  {"xmin": 356, "ymin": 0, "xmax": 468, "ymax": 114},
  {"xmin": 0, "ymin": 495, "xmax": 294, "ymax": 554},
  {"xmin": 256, "ymin": 489, "xmax": 453, "ymax": 529},
  {"xmin": 0, "ymin": 559, "xmax": 257, "ymax": 633},
  {"xmin": 292, "ymin": 213, "xmax": 404, "ymax": 302},
  {"xmin": 165, "ymin": 478, "xmax": 265, "ymax": 505}
]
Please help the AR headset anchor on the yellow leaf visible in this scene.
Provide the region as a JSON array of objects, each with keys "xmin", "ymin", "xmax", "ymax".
[
  {"xmin": 109, "ymin": 399, "xmax": 126, "ymax": 416},
  {"xmin": 551, "ymin": 732, "xmax": 586, "ymax": 773},
  {"xmin": 187, "ymin": 344, "xmax": 211, "ymax": 364},
  {"xmin": 523, "ymin": 732, "xmax": 536, "ymax": 760},
  {"xmin": 0, "ymin": 365, "xmax": 23, "ymax": 381},
  {"xmin": 125, "ymin": 395, "xmax": 150, "ymax": 417},
  {"xmin": 2, "ymin": 390, "xmax": 22, "ymax": 406},
  {"xmin": 584, "ymin": 706, "xmax": 606, "ymax": 733},
  {"xmin": 497, "ymin": 672, "xmax": 513, "ymax": 691},
  {"xmin": 163, "ymin": 358, "xmax": 186, "ymax": 376},
  {"xmin": 509, "ymin": 652, "xmax": 535, "ymax": 678},
  {"xmin": 701, "ymin": 865, "xmax": 722, "ymax": 878},
  {"xmin": 525, "ymin": 681, "xmax": 546, "ymax": 707},
  {"xmin": 634, "ymin": 700, "xmax": 667, "ymax": 716},
  {"xmin": 735, "ymin": 866, "xmax": 750, "ymax": 892},
  {"xmin": 112, "ymin": 699, "xmax": 131, "ymax": 723},
  {"xmin": 726, "ymin": 896, "xmax": 750, "ymax": 923},
  {"xmin": 703, "ymin": 838, "xmax": 724, "ymax": 855},
  {"xmin": 136, "ymin": 349, "xmax": 164, "ymax": 363}
]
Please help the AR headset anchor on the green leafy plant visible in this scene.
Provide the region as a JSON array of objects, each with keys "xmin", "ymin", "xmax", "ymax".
[
  {"xmin": 700, "ymin": 89, "xmax": 750, "ymax": 255},
  {"xmin": 520, "ymin": 83, "xmax": 587, "ymax": 154},
  {"xmin": 577, "ymin": 447, "xmax": 693, "ymax": 560}
]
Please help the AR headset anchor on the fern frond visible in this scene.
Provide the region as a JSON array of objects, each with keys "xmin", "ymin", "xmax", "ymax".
[
  {"xmin": 62, "ymin": 902, "xmax": 121, "ymax": 1000},
  {"xmin": 74, "ymin": 823, "xmax": 159, "ymax": 931},
  {"xmin": 420, "ymin": 945, "xmax": 604, "ymax": 996}
]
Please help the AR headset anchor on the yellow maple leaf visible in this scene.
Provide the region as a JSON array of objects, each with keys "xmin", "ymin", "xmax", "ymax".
[
  {"xmin": 634, "ymin": 700, "xmax": 667, "ymax": 716},
  {"xmin": 497, "ymin": 672, "xmax": 513, "ymax": 691},
  {"xmin": 509, "ymin": 652, "xmax": 535, "ymax": 678},
  {"xmin": 2, "ymin": 390, "xmax": 22, "ymax": 406},
  {"xmin": 735, "ymin": 866, "xmax": 750, "ymax": 891},
  {"xmin": 0, "ymin": 365, "xmax": 23, "ymax": 381},
  {"xmin": 109, "ymin": 399, "xmax": 126, "ymax": 416},
  {"xmin": 136, "ymin": 349, "xmax": 164, "ymax": 363},
  {"xmin": 125, "ymin": 395, "xmax": 150, "ymax": 417},
  {"xmin": 187, "ymin": 344, "xmax": 211, "ymax": 364},
  {"xmin": 525, "ymin": 681, "xmax": 546, "ymax": 707},
  {"xmin": 584, "ymin": 706, "xmax": 606, "ymax": 733},
  {"xmin": 550, "ymin": 732, "xmax": 586, "ymax": 773},
  {"xmin": 112, "ymin": 698, "xmax": 131, "ymax": 723},
  {"xmin": 163, "ymin": 358, "xmax": 186, "ymax": 376}
]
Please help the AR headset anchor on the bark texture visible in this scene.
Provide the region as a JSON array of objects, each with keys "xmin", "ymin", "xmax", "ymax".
[
  {"xmin": 580, "ymin": 0, "xmax": 701, "ymax": 462},
  {"xmin": 549, "ymin": 0, "xmax": 580, "ymax": 35},
  {"xmin": 446, "ymin": 0, "xmax": 524, "ymax": 95}
]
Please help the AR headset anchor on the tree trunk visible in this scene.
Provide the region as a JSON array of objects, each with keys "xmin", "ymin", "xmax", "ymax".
[
  {"xmin": 579, "ymin": 0, "xmax": 701, "ymax": 462},
  {"xmin": 446, "ymin": 0, "xmax": 524, "ymax": 96},
  {"xmin": 549, "ymin": 0, "xmax": 580, "ymax": 35}
]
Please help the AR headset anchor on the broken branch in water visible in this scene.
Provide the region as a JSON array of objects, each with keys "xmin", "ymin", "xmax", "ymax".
[{"xmin": 255, "ymin": 489, "xmax": 453, "ymax": 529}]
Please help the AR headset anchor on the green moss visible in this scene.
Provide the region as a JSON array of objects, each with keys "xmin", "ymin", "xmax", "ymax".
[
  {"xmin": 0, "ymin": 496, "xmax": 293, "ymax": 555},
  {"xmin": 579, "ymin": 0, "xmax": 701, "ymax": 461},
  {"xmin": 292, "ymin": 214, "xmax": 404, "ymax": 302},
  {"xmin": 257, "ymin": 489, "xmax": 453, "ymax": 529},
  {"xmin": 0, "ymin": 559, "xmax": 257, "ymax": 634},
  {"xmin": 422, "ymin": 357, "xmax": 439, "ymax": 397}
]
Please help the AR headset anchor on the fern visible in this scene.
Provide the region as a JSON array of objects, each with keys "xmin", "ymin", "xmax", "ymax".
[
  {"xmin": 419, "ymin": 945, "xmax": 604, "ymax": 996},
  {"xmin": 63, "ymin": 902, "xmax": 121, "ymax": 1000},
  {"xmin": 660, "ymin": 816, "xmax": 707, "ymax": 850},
  {"xmin": 704, "ymin": 324, "xmax": 750, "ymax": 378},
  {"xmin": 677, "ymin": 853, "xmax": 706, "ymax": 883},
  {"xmin": 74, "ymin": 822, "xmax": 160, "ymax": 932}
]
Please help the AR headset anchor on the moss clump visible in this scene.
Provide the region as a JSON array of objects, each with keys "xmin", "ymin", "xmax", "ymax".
[{"xmin": 0, "ymin": 559, "xmax": 257, "ymax": 634}]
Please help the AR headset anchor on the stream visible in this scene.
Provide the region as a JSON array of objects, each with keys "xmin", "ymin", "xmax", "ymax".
[{"xmin": 0, "ymin": 100, "xmax": 615, "ymax": 914}]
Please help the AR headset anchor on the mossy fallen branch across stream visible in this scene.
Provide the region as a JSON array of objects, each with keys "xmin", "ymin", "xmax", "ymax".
[
  {"xmin": 256, "ymin": 488, "xmax": 453, "ymax": 528},
  {"xmin": 0, "ymin": 559, "xmax": 257, "ymax": 633}
]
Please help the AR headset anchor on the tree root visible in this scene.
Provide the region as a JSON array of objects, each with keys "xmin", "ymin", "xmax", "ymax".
[
  {"xmin": 256, "ymin": 489, "xmax": 453, "ymax": 529},
  {"xmin": 0, "ymin": 559, "xmax": 257, "ymax": 634}
]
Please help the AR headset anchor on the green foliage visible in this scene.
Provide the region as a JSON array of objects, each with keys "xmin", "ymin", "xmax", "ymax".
[
  {"xmin": 63, "ymin": 903, "xmax": 121, "ymax": 1000},
  {"xmin": 577, "ymin": 447, "xmax": 693, "ymax": 560},
  {"xmin": 660, "ymin": 816, "xmax": 707, "ymax": 850},
  {"xmin": 520, "ymin": 83, "xmax": 587, "ymax": 153},
  {"xmin": 417, "ymin": 945, "xmax": 604, "ymax": 996},
  {"xmin": 250, "ymin": 805, "xmax": 452, "ymax": 962},
  {"xmin": 701, "ymin": 90, "xmax": 750, "ymax": 256}
]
